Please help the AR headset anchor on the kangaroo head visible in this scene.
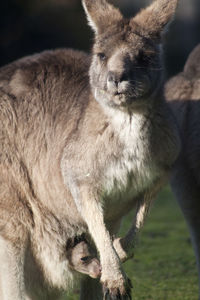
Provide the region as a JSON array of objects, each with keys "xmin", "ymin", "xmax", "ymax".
[{"xmin": 82, "ymin": 0, "xmax": 179, "ymax": 110}]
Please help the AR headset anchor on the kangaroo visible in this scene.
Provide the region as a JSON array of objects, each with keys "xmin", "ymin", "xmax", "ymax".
[
  {"xmin": 165, "ymin": 43, "xmax": 200, "ymax": 299},
  {"xmin": 0, "ymin": 0, "xmax": 180, "ymax": 299}
]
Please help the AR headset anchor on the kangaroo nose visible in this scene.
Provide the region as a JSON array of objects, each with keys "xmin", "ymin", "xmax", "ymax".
[
  {"xmin": 107, "ymin": 72, "xmax": 118, "ymax": 93},
  {"xmin": 107, "ymin": 71, "xmax": 129, "ymax": 94},
  {"xmin": 107, "ymin": 71, "xmax": 118, "ymax": 87}
]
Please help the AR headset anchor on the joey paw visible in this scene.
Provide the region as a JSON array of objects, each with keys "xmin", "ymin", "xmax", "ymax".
[{"xmin": 113, "ymin": 238, "xmax": 134, "ymax": 263}]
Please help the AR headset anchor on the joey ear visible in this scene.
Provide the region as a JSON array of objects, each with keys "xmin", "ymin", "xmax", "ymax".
[
  {"xmin": 82, "ymin": 0, "xmax": 122, "ymax": 34},
  {"xmin": 131, "ymin": 0, "xmax": 179, "ymax": 40}
]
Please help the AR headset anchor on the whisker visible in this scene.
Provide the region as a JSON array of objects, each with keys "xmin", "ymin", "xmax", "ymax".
[{"xmin": 132, "ymin": 67, "xmax": 163, "ymax": 71}]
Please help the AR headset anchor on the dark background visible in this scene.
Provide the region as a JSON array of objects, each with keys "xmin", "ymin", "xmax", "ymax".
[{"xmin": 0, "ymin": 0, "xmax": 200, "ymax": 78}]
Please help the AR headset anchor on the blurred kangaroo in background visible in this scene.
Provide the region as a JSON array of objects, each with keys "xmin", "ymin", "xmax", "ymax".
[
  {"xmin": 0, "ymin": 0, "xmax": 181, "ymax": 299},
  {"xmin": 165, "ymin": 44, "xmax": 200, "ymax": 299}
]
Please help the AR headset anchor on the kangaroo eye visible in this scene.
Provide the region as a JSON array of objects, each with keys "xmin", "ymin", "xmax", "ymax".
[
  {"xmin": 137, "ymin": 50, "xmax": 152, "ymax": 66},
  {"xmin": 97, "ymin": 53, "xmax": 106, "ymax": 61},
  {"xmin": 81, "ymin": 256, "xmax": 91, "ymax": 263},
  {"xmin": 137, "ymin": 51, "xmax": 146, "ymax": 64}
]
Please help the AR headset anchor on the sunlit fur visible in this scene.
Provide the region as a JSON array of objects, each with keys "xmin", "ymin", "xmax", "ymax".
[{"xmin": 0, "ymin": 0, "xmax": 180, "ymax": 299}]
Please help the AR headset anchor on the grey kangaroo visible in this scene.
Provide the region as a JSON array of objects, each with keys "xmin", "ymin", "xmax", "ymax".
[
  {"xmin": 165, "ymin": 44, "xmax": 200, "ymax": 299},
  {"xmin": 0, "ymin": 0, "xmax": 180, "ymax": 299}
]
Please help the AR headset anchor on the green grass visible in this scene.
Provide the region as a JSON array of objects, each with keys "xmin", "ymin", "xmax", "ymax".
[
  {"xmin": 122, "ymin": 187, "xmax": 198, "ymax": 300},
  {"xmin": 66, "ymin": 187, "xmax": 198, "ymax": 300}
]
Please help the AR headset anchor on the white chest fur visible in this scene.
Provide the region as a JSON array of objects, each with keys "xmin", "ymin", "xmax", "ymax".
[{"xmin": 103, "ymin": 109, "xmax": 158, "ymax": 206}]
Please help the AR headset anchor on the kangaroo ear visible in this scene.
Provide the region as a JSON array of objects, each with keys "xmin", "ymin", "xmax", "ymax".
[
  {"xmin": 82, "ymin": 0, "xmax": 122, "ymax": 34},
  {"xmin": 132, "ymin": 0, "xmax": 179, "ymax": 39}
]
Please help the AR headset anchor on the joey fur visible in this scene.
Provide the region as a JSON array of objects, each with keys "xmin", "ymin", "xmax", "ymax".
[
  {"xmin": 165, "ymin": 44, "xmax": 200, "ymax": 299},
  {"xmin": 0, "ymin": 0, "xmax": 180, "ymax": 299}
]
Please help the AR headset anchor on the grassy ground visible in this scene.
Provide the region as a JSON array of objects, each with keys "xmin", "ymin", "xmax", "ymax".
[{"xmin": 66, "ymin": 187, "xmax": 198, "ymax": 300}]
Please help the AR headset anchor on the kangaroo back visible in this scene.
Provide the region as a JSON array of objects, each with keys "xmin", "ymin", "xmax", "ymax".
[
  {"xmin": 165, "ymin": 44, "xmax": 200, "ymax": 183},
  {"xmin": 165, "ymin": 44, "xmax": 200, "ymax": 299}
]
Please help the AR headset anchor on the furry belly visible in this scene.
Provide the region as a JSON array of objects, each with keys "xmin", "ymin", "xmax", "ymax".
[{"xmin": 102, "ymin": 161, "xmax": 158, "ymax": 221}]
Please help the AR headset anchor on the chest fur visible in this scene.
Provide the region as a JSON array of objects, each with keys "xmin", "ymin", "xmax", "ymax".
[{"xmin": 102, "ymin": 111, "xmax": 159, "ymax": 209}]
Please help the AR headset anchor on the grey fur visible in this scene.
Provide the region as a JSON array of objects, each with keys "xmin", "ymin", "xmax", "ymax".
[
  {"xmin": 0, "ymin": 0, "xmax": 180, "ymax": 299},
  {"xmin": 165, "ymin": 43, "xmax": 200, "ymax": 300}
]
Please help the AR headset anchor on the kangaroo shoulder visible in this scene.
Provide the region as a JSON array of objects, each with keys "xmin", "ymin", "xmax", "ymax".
[
  {"xmin": 184, "ymin": 44, "xmax": 200, "ymax": 79},
  {"xmin": 0, "ymin": 49, "xmax": 90, "ymax": 98}
]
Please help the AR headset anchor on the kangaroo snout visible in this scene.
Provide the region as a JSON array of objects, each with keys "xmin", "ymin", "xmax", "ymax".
[{"xmin": 107, "ymin": 71, "xmax": 129, "ymax": 95}]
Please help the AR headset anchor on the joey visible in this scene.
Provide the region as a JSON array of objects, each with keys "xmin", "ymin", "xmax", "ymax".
[{"xmin": 66, "ymin": 236, "xmax": 101, "ymax": 279}]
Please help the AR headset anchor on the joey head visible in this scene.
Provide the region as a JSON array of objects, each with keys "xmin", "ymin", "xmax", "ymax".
[{"xmin": 66, "ymin": 235, "xmax": 101, "ymax": 279}]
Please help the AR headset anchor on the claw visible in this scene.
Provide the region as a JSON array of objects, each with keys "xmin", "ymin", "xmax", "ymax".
[
  {"xmin": 126, "ymin": 291, "xmax": 132, "ymax": 300},
  {"xmin": 103, "ymin": 288, "xmax": 132, "ymax": 300},
  {"xmin": 103, "ymin": 287, "xmax": 109, "ymax": 300},
  {"xmin": 116, "ymin": 289, "xmax": 121, "ymax": 300},
  {"xmin": 127, "ymin": 278, "xmax": 133, "ymax": 289}
]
